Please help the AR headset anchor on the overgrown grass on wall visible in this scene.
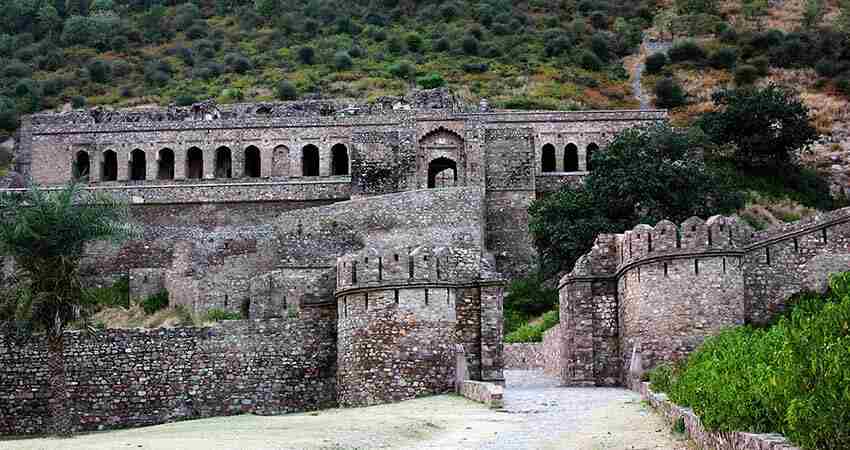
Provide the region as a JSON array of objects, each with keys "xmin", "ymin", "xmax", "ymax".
[
  {"xmin": 646, "ymin": 272, "xmax": 850, "ymax": 450},
  {"xmin": 504, "ymin": 308, "xmax": 559, "ymax": 343}
]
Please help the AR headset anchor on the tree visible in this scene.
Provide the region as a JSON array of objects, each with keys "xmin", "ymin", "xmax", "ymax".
[
  {"xmin": 803, "ymin": 0, "xmax": 823, "ymax": 30},
  {"xmin": 0, "ymin": 183, "xmax": 138, "ymax": 434},
  {"xmin": 645, "ymin": 52, "xmax": 668, "ymax": 74},
  {"xmin": 529, "ymin": 124, "xmax": 743, "ymax": 275},
  {"xmin": 675, "ymin": 0, "xmax": 718, "ymax": 15},
  {"xmin": 654, "ymin": 77, "xmax": 686, "ymax": 108},
  {"xmin": 276, "ymin": 80, "xmax": 297, "ymax": 100},
  {"xmin": 698, "ymin": 84, "xmax": 819, "ymax": 168},
  {"xmin": 0, "ymin": 96, "xmax": 17, "ymax": 130}
]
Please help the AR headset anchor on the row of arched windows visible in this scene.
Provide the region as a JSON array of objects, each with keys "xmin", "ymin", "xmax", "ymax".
[
  {"xmin": 541, "ymin": 143, "xmax": 599, "ymax": 173},
  {"xmin": 72, "ymin": 143, "xmax": 350, "ymax": 181}
]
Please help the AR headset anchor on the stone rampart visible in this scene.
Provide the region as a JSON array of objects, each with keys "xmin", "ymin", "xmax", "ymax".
[
  {"xmin": 0, "ymin": 306, "xmax": 336, "ymax": 435},
  {"xmin": 558, "ymin": 208, "xmax": 850, "ymax": 386}
]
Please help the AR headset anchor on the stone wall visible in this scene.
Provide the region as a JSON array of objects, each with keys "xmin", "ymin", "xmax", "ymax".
[
  {"xmin": 558, "ymin": 208, "xmax": 850, "ymax": 386},
  {"xmin": 0, "ymin": 306, "xmax": 336, "ymax": 435},
  {"xmin": 503, "ymin": 343, "xmax": 545, "ymax": 369}
]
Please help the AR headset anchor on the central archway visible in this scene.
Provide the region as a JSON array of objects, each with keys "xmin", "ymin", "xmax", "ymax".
[
  {"xmin": 129, "ymin": 149, "xmax": 146, "ymax": 181},
  {"xmin": 427, "ymin": 157, "xmax": 457, "ymax": 188},
  {"xmin": 73, "ymin": 151, "xmax": 90, "ymax": 180}
]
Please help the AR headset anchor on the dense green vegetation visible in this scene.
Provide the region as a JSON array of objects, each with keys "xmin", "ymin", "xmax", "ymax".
[
  {"xmin": 504, "ymin": 307, "xmax": 558, "ymax": 343},
  {"xmin": 502, "ymin": 272, "xmax": 558, "ymax": 340},
  {"xmin": 646, "ymin": 272, "xmax": 850, "ymax": 450},
  {"xmin": 0, "ymin": 0, "xmax": 660, "ymax": 132}
]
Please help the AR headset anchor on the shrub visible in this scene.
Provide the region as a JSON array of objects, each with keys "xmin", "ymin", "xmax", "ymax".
[
  {"xmin": 579, "ymin": 50, "xmax": 603, "ymax": 71},
  {"xmin": 185, "ymin": 23, "xmax": 209, "ymax": 40},
  {"xmin": 463, "ymin": 62, "xmax": 488, "ymax": 73},
  {"xmin": 3, "ymin": 61, "xmax": 32, "ymax": 79},
  {"xmin": 83, "ymin": 277, "xmax": 129, "ymax": 309},
  {"xmin": 461, "ymin": 36, "xmax": 479, "ymax": 55},
  {"xmin": 405, "ymin": 32, "xmax": 424, "ymax": 53},
  {"xmin": 645, "ymin": 52, "xmax": 668, "ymax": 74},
  {"xmin": 205, "ymin": 308, "xmax": 242, "ymax": 321},
  {"xmin": 544, "ymin": 35, "xmax": 572, "ymax": 57},
  {"xmin": 750, "ymin": 56, "xmax": 770, "ymax": 76},
  {"xmin": 71, "ymin": 96, "xmax": 86, "ymax": 109},
  {"xmin": 225, "ymin": 53, "xmax": 253, "ymax": 74},
  {"xmin": 298, "ymin": 46, "xmax": 315, "ymax": 65},
  {"xmin": 590, "ymin": 34, "xmax": 610, "ymax": 61},
  {"xmin": 276, "ymin": 80, "xmax": 297, "ymax": 100},
  {"xmin": 333, "ymin": 51, "xmax": 353, "ymax": 70},
  {"xmin": 433, "ymin": 37, "xmax": 450, "ymax": 52},
  {"xmin": 504, "ymin": 308, "xmax": 559, "ymax": 343},
  {"xmin": 175, "ymin": 94, "xmax": 196, "ymax": 106},
  {"xmin": 387, "ymin": 35, "xmax": 405, "ymax": 54},
  {"xmin": 815, "ymin": 59, "xmax": 841, "ymax": 78},
  {"xmin": 388, "ymin": 61, "xmax": 415, "ymax": 79},
  {"xmin": 836, "ymin": 76, "xmax": 850, "ymax": 97},
  {"xmin": 668, "ymin": 39, "xmax": 706, "ymax": 63},
  {"xmin": 734, "ymin": 64, "xmax": 760, "ymax": 85},
  {"xmin": 141, "ymin": 291, "xmax": 169, "ymax": 315},
  {"xmin": 0, "ymin": 96, "xmax": 17, "ymax": 131},
  {"xmin": 666, "ymin": 274, "xmax": 850, "ymax": 450},
  {"xmin": 646, "ymin": 362, "xmax": 678, "ymax": 393},
  {"xmin": 709, "ymin": 47, "xmax": 738, "ymax": 69},
  {"xmin": 416, "ymin": 73, "xmax": 446, "ymax": 89},
  {"xmin": 87, "ymin": 59, "xmax": 112, "ymax": 83},
  {"xmin": 144, "ymin": 60, "xmax": 172, "ymax": 86},
  {"xmin": 654, "ymin": 77, "xmax": 686, "ymax": 108}
]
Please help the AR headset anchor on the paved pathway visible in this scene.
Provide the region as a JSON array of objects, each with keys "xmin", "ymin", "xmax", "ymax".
[
  {"xmin": 632, "ymin": 40, "xmax": 673, "ymax": 109},
  {"xmin": 3, "ymin": 370, "xmax": 687, "ymax": 450}
]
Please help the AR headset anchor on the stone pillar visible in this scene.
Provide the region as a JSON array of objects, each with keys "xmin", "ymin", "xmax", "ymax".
[
  {"xmin": 117, "ymin": 148, "xmax": 128, "ymax": 181},
  {"xmin": 261, "ymin": 146, "xmax": 272, "ymax": 178},
  {"xmin": 146, "ymin": 150, "xmax": 157, "ymax": 181},
  {"xmin": 555, "ymin": 145, "xmax": 565, "ymax": 172},
  {"xmin": 90, "ymin": 149, "xmax": 101, "ymax": 183},
  {"xmin": 233, "ymin": 147, "xmax": 245, "ymax": 179},
  {"xmin": 174, "ymin": 148, "xmax": 186, "ymax": 180},
  {"xmin": 203, "ymin": 148, "xmax": 214, "ymax": 180},
  {"xmin": 479, "ymin": 284, "xmax": 504, "ymax": 384},
  {"xmin": 319, "ymin": 144, "xmax": 330, "ymax": 177}
]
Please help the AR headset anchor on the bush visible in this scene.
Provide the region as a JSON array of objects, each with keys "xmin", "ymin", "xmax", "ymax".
[
  {"xmin": 666, "ymin": 273, "xmax": 850, "ymax": 450},
  {"xmin": 333, "ymin": 51, "xmax": 353, "ymax": 70},
  {"xmin": 750, "ymin": 56, "xmax": 770, "ymax": 76},
  {"xmin": 3, "ymin": 61, "xmax": 32, "ymax": 79},
  {"xmin": 646, "ymin": 362, "xmax": 678, "ymax": 393},
  {"xmin": 579, "ymin": 50, "xmax": 603, "ymax": 71},
  {"xmin": 144, "ymin": 60, "xmax": 172, "ymax": 86},
  {"xmin": 388, "ymin": 60, "xmax": 415, "ymax": 79},
  {"xmin": 87, "ymin": 59, "xmax": 112, "ymax": 83},
  {"xmin": 645, "ymin": 52, "xmax": 668, "ymax": 74},
  {"xmin": 836, "ymin": 76, "xmax": 850, "ymax": 97},
  {"xmin": 590, "ymin": 34, "xmax": 610, "ymax": 61},
  {"xmin": 225, "ymin": 53, "xmax": 253, "ymax": 74},
  {"xmin": 276, "ymin": 80, "xmax": 297, "ymax": 100},
  {"xmin": 504, "ymin": 308, "xmax": 559, "ymax": 343},
  {"xmin": 405, "ymin": 32, "xmax": 424, "ymax": 52},
  {"xmin": 668, "ymin": 39, "xmax": 706, "ymax": 63},
  {"xmin": 141, "ymin": 291, "xmax": 169, "ymax": 315},
  {"xmin": 734, "ymin": 64, "xmax": 760, "ymax": 85},
  {"xmin": 416, "ymin": 73, "xmax": 445, "ymax": 89},
  {"xmin": 205, "ymin": 308, "xmax": 242, "ymax": 321},
  {"xmin": 816, "ymin": 59, "xmax": 841, "ymax": 78},
  {"xmin": 83, "ymin": 277, "xmax": 129, "ymax": 309},
  {"xmin": 654, "ymin": 77, "xmax": 686, "ymax": 108},
  {"xmin": 462, "ymin": 62, "xmax": 488, "ymax": 73},
  {"xmin": 461, "ymin": 36, "xmax": 479, "ymax": 55},
  {"xmin": 298, "ymin": 46, "xmax": 315, "ymax": 65},
  {"xmin": 433, "ymin": 37, "xmax": 450, "ymax": 52},
  {"xmin": 709, "ymin": 47, "xmax": 738, "ymax": 69},
  {"xmin": 71, "ymin": 96, "xmax": 86, "ymax": 109},
  {"xmin": 175, "ymin": 94, "xmax": 196, "ymax": 106}
]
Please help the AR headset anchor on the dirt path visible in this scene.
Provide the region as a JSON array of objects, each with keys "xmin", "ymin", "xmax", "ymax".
[
  {"xmin": 630, "ymin": 40, "xmax": 672, "ymax": 109},
  {"xmin": 3, "ymin": 371, "xmax": 688, "ymax": 450}
]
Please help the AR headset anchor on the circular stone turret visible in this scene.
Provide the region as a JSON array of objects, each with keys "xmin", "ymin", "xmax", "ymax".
[{"xmin": 335, "ymin": 245, "xmax": 478, "ymax": 407}]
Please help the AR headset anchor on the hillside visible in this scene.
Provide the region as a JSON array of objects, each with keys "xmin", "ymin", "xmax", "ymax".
[{"xmin": 0, "ymin": 0, "xmax": 660, "ymax": 134}]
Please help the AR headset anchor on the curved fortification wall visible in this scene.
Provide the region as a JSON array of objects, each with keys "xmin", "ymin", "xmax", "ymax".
[
  {"xmin": 334, "ymin": 245, "xmax": 499, "ymax": 407},
  {"xmin": 560, "ymin": 208, "xmax": 850, "ymax": 387}
]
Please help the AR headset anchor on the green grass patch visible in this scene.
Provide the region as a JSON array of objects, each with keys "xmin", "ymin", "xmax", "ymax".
[{"xmin": 504, "ymin": 308, "xmax": 559, "ymax": 343}]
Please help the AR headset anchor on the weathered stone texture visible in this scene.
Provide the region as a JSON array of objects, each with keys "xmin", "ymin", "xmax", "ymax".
[{"xmin": 0, "ymin": 307, "xmax": 336, "ymax": 435}]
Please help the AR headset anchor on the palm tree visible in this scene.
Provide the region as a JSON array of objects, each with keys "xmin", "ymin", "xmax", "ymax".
[{"xmin": 0, "ymin": 182, "xmax": 139, "ymax": 435}]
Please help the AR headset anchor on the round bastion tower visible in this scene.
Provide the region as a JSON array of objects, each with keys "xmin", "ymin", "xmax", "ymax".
[{"xmin": 335, "ymin": 245, "xmax": 480, "ymax": 407}]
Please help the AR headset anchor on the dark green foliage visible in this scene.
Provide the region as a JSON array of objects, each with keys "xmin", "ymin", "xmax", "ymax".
[
  {"xmin": 388, "ymin": 60, "xmax": 415, "ymax": 79},
  {"xmin": 530, "ymin": 124, "xmax": 744, "ymax": 274},
  {"xmin": 298, "ymin": 46, "xmax": 315, "ymax": 64},
  {"xmin": 664, "ymin": 273, "xmax": 850, "ymax": 450},
  {"xmin": 709, "ymin": 47, "xmax": 738, "ymax": 69},
  {"xmin": 87, "ymin": 59, "xmax": 111, "ymax": 83},
  {"xmin": 225, "ymin": 53, "xmax": 253, "ymax": 74},
  {"xmin": 405, "ymin": 32, "xmax": 423, "ymax": 53},
  {"xmin": 676, "ymin": 0, "xmax": 718, "ymax": 14},
  {"xmin": 175, "ymin": 94, "xmax": 196, "ymax": 106},
  {"xmin": 205, "ymin": 308, "xmax": 242, "ymax": 321},
  {"xmin": 710, "ymin": 160, "xmax": 836, "ymax": 211},
  {"xmin": 461, "ymin": 36, "xmax": 479, "ymax": 55},
  {"xmin": 416, "ymin": 73, "xmax": 445, "ymax": 89},
  {"xmin": 590, "ymin": 33, "xmax": 610, "ymax": 61},
  {"xmin": 70, "ymin": 95, "xmax": 86, "ymax": 108},
  {"xmin": 699, "ymin": 84, "xmax": 819, "ymax": 168},
  {"xmin": 646, "ymin": 362, "xmax": 678, "ymax": 393},
  {"xmin": 3, "ymin": 61, "xmax": 32, "ymax": 78},
  {"xmin": 503, "ymin": 272, "xmax": 558, "ymax": 336},
  {"xmin": 333, "ymin": 51, "xmax": 352, "ymax": 70},
  {"xmin": 463, "ymin": 62, "xmax": 488, "ymax": 73},
  {"xmin": 141, "ymin": 291, "xmax": 169, "ymax": 315},
  {"xmin": 654, "ymin": 77, "xmax": 686, "ymax": 108},
  {"xmin": 750, "ymin": 56, "xmax": 770, "ymax": 75},
  {"xmin": 544, "ymin": 35, "xmax": 572, "ymax": 57},
  {"xmin": 836, "ymin": 76, "xmax": 850, "ymax": 96},
  {"xmin": 0, "ymin": 96, "xmax": 17, "ymax": 130},
  {"xmin": 579, "ymin": 50, "xmax": 603, "ymax": 71},
  {"xmin": 504, "ymin": 308, "xmax": 559, "ymax": 343},
  {"xmin": 83, "ymin": 277, "xmax": 129, "ymax": 309},
  {"xmin": 733, "ymin": 64, "xmax": 759, "ymax": 85},
  {"xmin": 144, "ymin": 60, "xmax": 172, "ymax": 86},
  {"xmin": 645, "ymin": 52, "xmax": 668, "ymax": 74},
  {"xmin": 276, "ymin": 80, "xmax": 297, "ymax": 100},
  {"xmin": 668, "ymin": 39, "xmax": 705, "ymax": 63}
]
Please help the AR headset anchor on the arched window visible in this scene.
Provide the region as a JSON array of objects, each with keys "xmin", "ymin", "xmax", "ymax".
[
  {"xmin": 272, "ymin": 145, "xmax": 289, "ymax": 178},
  {"xmin": 102, "ymin": 150, "xmax": 117, "ymax": 181},
  {"xmin": 187, "ymin": 147, "xmax": 204, "ymax": 179},
  {"xmin": 428, "ymin": 157, "xmax": 457, "ymax": 188},
  {"xmin": 215, "ymin": 146, "xmax": 232, "ymax": 178},
  {"xmin": 541, "ymin": 144, "xmax": 556, "ymax": 173},
  {"xmin": 73, "ymin": 151, "xmax": 90, "ymax": 180},
  {"xmin": 564, "ymin": 143, "xmax": 579, "ymax": 172},
  {"xmin": 129, "ymin": 149, "xmax": 147, "ymax": 181},
  {"xmin": 302, "ymin": 145, "xmax": 319, "ymax": 176},
  {"xmin": 244, "ymin": 146, "xmax": 261, "ymax": 178},
  {"xmin": 330, "ymin": 143, "xmax": 349, "ymax": 176},
  {"xmin": 158, "ymin": 148, "xmax": 175, "ymax": 180},
  {"xmin": 586, "ymin": 143, "xmax": 599, "ymax": 172}
]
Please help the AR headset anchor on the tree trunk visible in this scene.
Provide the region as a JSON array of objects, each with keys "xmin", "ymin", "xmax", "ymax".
[{"xmin": 46, "ymin": 332, "xmax": 72, "ymax": 436}]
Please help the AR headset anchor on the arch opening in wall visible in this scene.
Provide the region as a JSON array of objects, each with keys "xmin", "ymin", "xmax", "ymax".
[
  {"xmin": 586, "ymin": 143, "xmax": 599, "ymax": 172},
  {"xmin": 101, "ymin": 150, "xmax": 117, "ymax": 181},
  {"xmin": 186, "ymin": 147, "xmax": 204, "ymax": 179},
  {"xmin": 302, "ymin": 144, "xmax": 320, "ymax": 176},
  {"xmin": 73, "ymin": 151, "xmax": 90, "ymax": 181},
  {"xmin": 129, "ymin": 149, "xmax": 146, "ymax": 181},
  {"xmin": 330, "ymin": 143, "xmax": 349, "ymax": 176},
  {"xmin": 215, "ymin": 146, "xmax": 232, "ymax": 178},
  {"xmin": 428, "ymin": 157, "xmax": 457, "ymax": 188},
  {"xmin": 564, "ymin": 143, "xmax": 579, "ymax": 172},
  {"xmin": 244, "ymin": 146, "xmax": 261, "ymax": 178},
  {"xmin": 158, "ymin": 148, "xmax": 175, "ymax": 180},
  {"xmin": 272, "ymin": 145, "xmax": 289, "ymax": 177},
  {"xmin": 541, "ymin": 144, "xmax": 556, "ymax": 173}
]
